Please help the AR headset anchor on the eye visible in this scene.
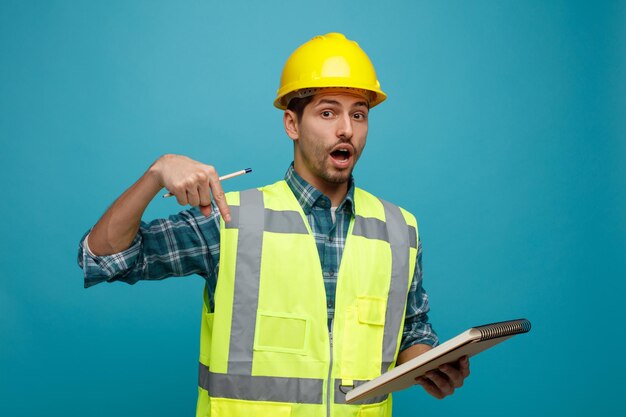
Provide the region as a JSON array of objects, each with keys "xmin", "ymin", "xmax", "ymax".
[
  {"xmin": 321, "ymin": 110, "xmax": 334, "ymax": 118},
  {"xmin": 353, "ymin": 112, "xmax": 368, "ymax": 120}
]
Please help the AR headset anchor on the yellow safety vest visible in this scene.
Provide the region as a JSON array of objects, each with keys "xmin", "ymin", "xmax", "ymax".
[{"xmin": 196, "ymin": 180, "xmax": 419, "ymax": 417}]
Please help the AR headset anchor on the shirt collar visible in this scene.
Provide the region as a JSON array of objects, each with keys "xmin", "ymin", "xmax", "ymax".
[{"xmin": 284, "ymin": 163, "xmax": 355, "ymax": 216}]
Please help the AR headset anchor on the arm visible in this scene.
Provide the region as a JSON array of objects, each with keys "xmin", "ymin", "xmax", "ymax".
[
  {"xmin": 88, "ymin": 154, "xmax": 231, "ymax": 255},
  {"xmin": 397, "ymin": 238, "xmax": 470, "ymax": 399},
  {"xmin": 398, "ymin": 238, "xmax": 438, "ymax": 352},
  {"xmin": 78, "ymin": 154, "xmax": 229, "ymax": 289},
  {"xmin": 397, "ymin": 343, "xmax": 432, "ymax": 365}
]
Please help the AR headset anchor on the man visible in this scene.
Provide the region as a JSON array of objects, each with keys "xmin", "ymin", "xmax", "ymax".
[{"xmin": 79, "ymin": 33, "xmax": 469, "ymax": 416}]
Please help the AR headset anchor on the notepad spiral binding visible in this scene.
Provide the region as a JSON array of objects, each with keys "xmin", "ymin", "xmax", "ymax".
[{"xmin": 475, "ymin": 318, "xmax": 531, "ymax": 341}]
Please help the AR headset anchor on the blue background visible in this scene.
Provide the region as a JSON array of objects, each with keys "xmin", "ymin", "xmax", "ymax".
[{"xmin": 1, "ymin": 1, "xmax": 624, "ymax": 416}]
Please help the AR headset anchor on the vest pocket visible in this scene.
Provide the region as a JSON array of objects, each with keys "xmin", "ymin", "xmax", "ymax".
[
  {"xmin": 356, "ymin": 297, "xmax": 386, "ymax": 326},
  {"xmin": 358, "ymin": 402, "xmax": 387, "ymax": 417},
  {"xmin": 342, "ymin": 297, "xmax": 386, "ymax": 378},
  {"xmin": 211, "ymin": 398, "xmax": 292, "ymax": 417},
  {"xmin": 254, "ymin": 311, "xmax": 309, "ymax": 355}
]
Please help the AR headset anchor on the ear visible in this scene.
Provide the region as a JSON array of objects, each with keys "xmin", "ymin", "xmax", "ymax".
[{"xmin": 283, "ymin": 110, "xmax": 299, "ymax": 141}]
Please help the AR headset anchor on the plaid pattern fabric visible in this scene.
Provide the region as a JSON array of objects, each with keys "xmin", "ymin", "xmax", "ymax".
[{"xmin": 78, "ymin": 164, "xmax": 438, "ymax": 350}]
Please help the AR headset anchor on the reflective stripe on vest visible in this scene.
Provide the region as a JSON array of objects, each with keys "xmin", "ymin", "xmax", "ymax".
[
  {"xmin": 225, "ymin": 205, "xmax": 309, "ymax": 234},
  {"xmin": 228, "ymin": 189, "xmax": 264, "ymax": 375},
  {"xmin": 199, "ymin": 362, "xmax": 324, "ymax": 404},
  {"xmin": 380, "ymin": 200, "xmax": 410, "ymax": 373},
  {"xmin": 353, "ymin": 215, "xmax": 417, "ymax": 250},
  {"xmin": 201, "ymin": 366, "xmax": 389, "ymax": 406}
]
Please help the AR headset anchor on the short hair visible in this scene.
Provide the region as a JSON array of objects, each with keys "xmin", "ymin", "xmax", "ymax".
[{"xmin": 286, "ymin": 95, "xmax": 314, "ymax": 122}]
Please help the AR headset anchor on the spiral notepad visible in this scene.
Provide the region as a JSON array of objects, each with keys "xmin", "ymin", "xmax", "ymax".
[{"xmin": 345, "ymin": 318, "xmax": 531, "ymax": 404}]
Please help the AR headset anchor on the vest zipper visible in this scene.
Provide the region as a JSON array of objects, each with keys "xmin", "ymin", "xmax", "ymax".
[{"xmin": 327, "ymin": 326, "xmax": 333, "ymax": 417}]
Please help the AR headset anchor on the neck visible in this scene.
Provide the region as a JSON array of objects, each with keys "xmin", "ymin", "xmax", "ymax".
[{"xmin": 293, "ymin": 165, "xmax": 349, "ymax": 207}]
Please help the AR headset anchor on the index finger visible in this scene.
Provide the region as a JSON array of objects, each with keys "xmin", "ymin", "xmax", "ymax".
[{"xmin": 207, "ymin": 170, "xmax": 231, "ymax": 222}]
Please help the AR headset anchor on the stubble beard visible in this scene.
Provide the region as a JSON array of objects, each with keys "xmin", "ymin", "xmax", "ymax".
[{"xmin": 310, "ymin": 143, "xmax": 357, "ymax": 185}]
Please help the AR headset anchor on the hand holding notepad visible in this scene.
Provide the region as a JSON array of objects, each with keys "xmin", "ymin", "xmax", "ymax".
[
  {"xmin": 414, "ymin": 354, "xmax": 470, "ymax": 399},
  {"xmin": 345, "ymin": 318, "xmax": 531, "ymax": 403}
]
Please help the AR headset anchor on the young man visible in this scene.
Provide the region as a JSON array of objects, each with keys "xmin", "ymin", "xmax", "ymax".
[{"xmin": 79, "ymin": 33, "xmax": 469, "ymax": 416}]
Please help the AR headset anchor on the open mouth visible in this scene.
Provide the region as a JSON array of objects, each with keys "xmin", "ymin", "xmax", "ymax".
[{"xmin": 330, "ymin": 148, "xmax": 351, "ymax": 162}]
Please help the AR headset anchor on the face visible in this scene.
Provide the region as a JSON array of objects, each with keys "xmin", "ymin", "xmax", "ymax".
[{"xmin": 285, "ymin": 91, "xmax": 369, "ymax": 191}]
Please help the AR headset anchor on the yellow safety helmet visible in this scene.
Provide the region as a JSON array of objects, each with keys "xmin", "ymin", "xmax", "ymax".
[{"xmin": 274, "ymin": 33, "xmax": 387, "ymax": 110}]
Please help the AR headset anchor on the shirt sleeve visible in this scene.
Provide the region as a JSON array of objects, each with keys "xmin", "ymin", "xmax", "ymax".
[
  {"xmin": 77, "ymin": 207, "xmax": 221, "ymax": 289},
  {"xmin": 400, "ymin": 238, "xmax": 439, "ymax": 351}
]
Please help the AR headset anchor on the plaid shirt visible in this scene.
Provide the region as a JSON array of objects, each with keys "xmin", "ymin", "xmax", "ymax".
[{"xmin": 78, "ymin": 164, "xmax": 438, "ymax": 350}]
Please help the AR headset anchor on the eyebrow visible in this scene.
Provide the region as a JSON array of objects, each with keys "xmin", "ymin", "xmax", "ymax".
[{"xmin": 317, "ymin": 99, "xmax": 369, "ymax": 109}]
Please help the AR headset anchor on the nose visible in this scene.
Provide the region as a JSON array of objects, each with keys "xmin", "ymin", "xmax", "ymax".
[{"xmin": 336, "ymin": 114, "xmax": 353, "ymax": 140}]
